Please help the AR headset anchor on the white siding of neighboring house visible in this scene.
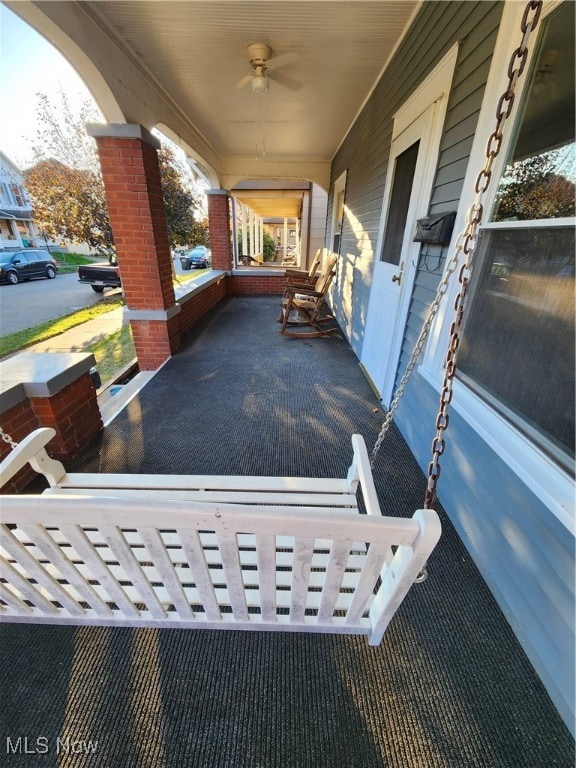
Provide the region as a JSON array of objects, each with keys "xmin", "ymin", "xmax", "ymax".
[{"xmin": 0, "ymin": 152, "xmax": 36, "ymax": 249}]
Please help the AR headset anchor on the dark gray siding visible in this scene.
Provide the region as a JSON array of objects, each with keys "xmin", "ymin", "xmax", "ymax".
[
  {"xmin": 329, "ymin": 1, "xmax": 501, "ymax": 358},
  {"xmin": 327, "ymin": 0, "xmax": 575, "ymax": 734}
]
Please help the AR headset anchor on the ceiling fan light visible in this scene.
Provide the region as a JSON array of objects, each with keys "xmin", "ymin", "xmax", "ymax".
[{"xmin": 252, "ymin": 74, "xmax": 269, "ymax": 94}]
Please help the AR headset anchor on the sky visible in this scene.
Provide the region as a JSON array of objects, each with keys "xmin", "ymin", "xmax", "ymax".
[{"xmin": 0, "ymin": 4, "xmax": 98, "ymax": 169}]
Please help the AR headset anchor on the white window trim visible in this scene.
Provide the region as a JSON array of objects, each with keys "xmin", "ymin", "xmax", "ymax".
[
  {"xmin": 329, "ymin": 170, "xmax": 347, "ymax": 253},
  {"xmin": 419, "ymin": 0, "xmax": 574, "ymax": 532}
]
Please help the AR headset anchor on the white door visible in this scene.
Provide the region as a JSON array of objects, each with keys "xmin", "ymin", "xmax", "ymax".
[
  {"xmin": 361, "ymin": 47, "xmax": 458, "ymax": 405},
  {"xmin": 361, "ymin": 98, "xmax": 455, "ymax": 406}
]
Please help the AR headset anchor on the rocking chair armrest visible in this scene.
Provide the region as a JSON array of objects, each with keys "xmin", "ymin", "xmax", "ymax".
[
  {"xmin": 284, "ymin": 269, "xmax": 311, "ymax": 279},
  {"xmin": 285, "ymin": 286, "xmax": 323, "ymax": 298}
]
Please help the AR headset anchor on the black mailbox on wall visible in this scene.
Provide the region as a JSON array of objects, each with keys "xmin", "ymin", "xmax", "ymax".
[{"xmin": 413, "ymin": 211, "xmax": 456, "ymax": 245}]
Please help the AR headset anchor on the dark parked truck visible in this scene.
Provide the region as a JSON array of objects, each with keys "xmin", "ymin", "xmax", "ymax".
[{"xmin": 77, "ymin": 263, "xmax": 121, "ymax": 293}]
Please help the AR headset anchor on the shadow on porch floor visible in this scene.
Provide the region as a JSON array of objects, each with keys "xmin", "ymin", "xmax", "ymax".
[{"xmin": 0, "ymin": 296, "xmax": 572, "ymax": 767}]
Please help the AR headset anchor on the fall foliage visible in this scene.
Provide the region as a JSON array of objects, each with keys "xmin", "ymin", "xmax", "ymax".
[
  {"xmin": 493, "ymin": 148, "xmax": 575, "ymax": 221},
  {"xmin": 25, "ymin": 91, "xmax": 209, "ymax": 253},
  {"xmin": 26, "ymin": 159, "xmax": 112, "ymax": 252}
]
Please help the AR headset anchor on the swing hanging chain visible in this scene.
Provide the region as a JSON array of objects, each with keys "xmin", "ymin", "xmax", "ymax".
[
  {"xmin": 0, "ymin": 425, "xmax": 19, "ymax": 450},
  {"xmin": 370, "ymin": 0, "xmax": 542, "ymax": 491},
  {"xmin": 423, "ymin": 0, "xmax": 542, "ymax": 509}
]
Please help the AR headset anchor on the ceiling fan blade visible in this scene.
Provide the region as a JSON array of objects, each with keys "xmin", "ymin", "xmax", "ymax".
[
  {"xmin": 236, "ymin": 73, "xmax": 253, "ymax": 90},
  {"xmin": 267, "ymin": 52, "xmax": 300, "ymax": 69},
  {"xmin": 268, "ymin": 69, "xmax": 303, "ymax": 92}
]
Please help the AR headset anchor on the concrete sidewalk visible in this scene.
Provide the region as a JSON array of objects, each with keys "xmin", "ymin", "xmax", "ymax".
[{"xmin": 20, "ymin": 305, "xmax": 127, "ymax": 355}]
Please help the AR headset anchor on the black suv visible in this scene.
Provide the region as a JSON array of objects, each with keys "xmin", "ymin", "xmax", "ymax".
[{"xmin": 0, "ymin": 249, "xmax": 59, "ymax": 285}]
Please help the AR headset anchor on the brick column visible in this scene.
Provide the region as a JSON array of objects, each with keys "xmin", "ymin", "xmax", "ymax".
[
  {"xmin": 87, "ymin": 123, "xmax": 181, "ymax": 370},
  {"xmin": 206, "ymin": 189, "xmax": 233, "ymax": 271}
]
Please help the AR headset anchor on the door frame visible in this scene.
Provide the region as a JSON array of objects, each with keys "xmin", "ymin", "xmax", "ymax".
[{"xmin": 362, "ymin": 44, "xmax": 459, "ymax": 404}]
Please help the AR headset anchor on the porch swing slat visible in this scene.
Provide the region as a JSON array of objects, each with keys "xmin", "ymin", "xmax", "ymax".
[{"xmin": 56, "ymin": 472, "xmax": 351, "ymax": 495}]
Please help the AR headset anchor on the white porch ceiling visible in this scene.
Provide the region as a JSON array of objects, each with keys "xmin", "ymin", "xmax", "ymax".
[{"xmin": 12, "ymin": 0, "xmax": 419, "ymax": 188}]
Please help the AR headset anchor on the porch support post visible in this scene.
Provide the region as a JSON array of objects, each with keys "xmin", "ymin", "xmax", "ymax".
[
  {"xmin": 241, "ymin": 204, "xmax": 248, "ymax": 259},
  {"xmin": 259, "ymin": 217, "xmax": 264, "ymax": 258},
  {"xmin": 295, "ymin": 217, "xmax": 300, "ymax": 265},
  {"xmin": 283, "ymin": 218, "xmax": 288, "ymax": 261},
  {"xmin": 86, "ymin": 123, "xmax": 180, "ymax": 371},
  {"xmin": 206, "ymin": 189, "xmax": 233, "ymax": 271}
]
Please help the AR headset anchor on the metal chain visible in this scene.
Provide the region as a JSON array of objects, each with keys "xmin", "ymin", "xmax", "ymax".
[
  {"xmin": 371, "ymin": 0, "xmax": 543, "ymax": 506},
  {"xmin": 423, "ymin": 0, "xmax": 542, "ymax": 508},
  {"xmin": 0, "ymin": 425, "xmax": 19, "ymax": 450}
]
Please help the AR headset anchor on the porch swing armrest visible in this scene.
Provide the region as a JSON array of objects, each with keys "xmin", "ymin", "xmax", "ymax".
[
  {"xmin": 346, "ymin": 435, "xmax": 381, "ymax": 515},
  {"xmin": 368, "ymin": 508, "xmax": 442, "ymax": 645},
  {"xmin": 0, "ymin": 428, "xmax": 66, "ymax": 488}
]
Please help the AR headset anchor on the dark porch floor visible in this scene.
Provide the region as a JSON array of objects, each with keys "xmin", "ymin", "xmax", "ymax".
[{"xmin": 1, "ymin": 296, "xmax": 573, "ymax": 767}]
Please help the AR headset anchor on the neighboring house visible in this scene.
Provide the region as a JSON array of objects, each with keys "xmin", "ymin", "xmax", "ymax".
[
  {"xmin": 0, "ymin": 151, "xmax": 37, "ymax": 248},
  {"xmin": 327, "ymin": 0, "xmax": 574, "ymax": 731}
]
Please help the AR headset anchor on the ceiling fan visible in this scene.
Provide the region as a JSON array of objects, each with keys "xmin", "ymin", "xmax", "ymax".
[{"xmin": 237, "ymin": 43, "xmax": 302, "ymax": 94}]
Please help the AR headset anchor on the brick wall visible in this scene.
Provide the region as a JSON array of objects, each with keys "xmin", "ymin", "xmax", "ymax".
[
  {"xmin": 28, "ymin": 373, "xmax": 102, "ymax": 459},
  {"xmin": 207, "ymin": 193, "xmax": 233, "ymax": 271},
  {"xmin": 0, "ymin": 372, "xmax": 102, "ymax": 493},
  {"xmin": 226, "ymin": 275, "xmax": 285, "ymax": 295},
  {"xmin": 130, "ymin": 314, "xmax": 181, "ymax": 370},
  {"xmin": 0, "ymin": 400, "xmax": 40, "ymax": 492},
  {"xmin": 179, "ymin": 279, "xmax": 227, "ymax": 335},
  {"xmin": 95, "ymin": 137, "xmax": 176, "ymax": 312},
  {"xmin": 93, "ymin": 132, "xmax": 181, "ymax": 370}
]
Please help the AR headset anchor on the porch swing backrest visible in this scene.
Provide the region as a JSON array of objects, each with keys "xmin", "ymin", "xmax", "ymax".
[
  {"xmin": 0, "ymin": 428, "xmax": 440, "ymax": 645},
  {"xmin": 314, "ymin": 251, "xmax": 338, "ymax": 293}
]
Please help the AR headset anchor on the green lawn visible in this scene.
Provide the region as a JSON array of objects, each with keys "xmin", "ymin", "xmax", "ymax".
[
  {"xmin": 88, "ymin": 323, "xmax": 136, "ymax": 384},
  {"xmin": 1, "ymin": 266, "xmax": 210, "ymax": 384},
  {"xmin": 52, "ymin": 252, "xmax": 96, "ymax": 274},
  {"xmin": 0, "ymin": 296, "xmax": 124, "ymax": 358}
]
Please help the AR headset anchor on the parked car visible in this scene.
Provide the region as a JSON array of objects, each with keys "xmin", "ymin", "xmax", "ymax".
[
  {"xmin": 0, "ymin": 249, "xmax": 59, "ymax": 285},
  {"xmin": 77, "ymin": 263, "xmax": 121, "ymax": 292},
  {"xmin": 181, "ymin": 246, "xmax": 212, "ymax": 270}
]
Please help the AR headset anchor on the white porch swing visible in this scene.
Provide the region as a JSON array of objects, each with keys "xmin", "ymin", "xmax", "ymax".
[{"xmin": 0, "ymin": 2, "xmax": 541, "ymax": 643}]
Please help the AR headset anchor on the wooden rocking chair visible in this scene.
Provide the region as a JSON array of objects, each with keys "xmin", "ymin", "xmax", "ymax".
[
  {"xmin": 283, "ymin": 249, "xmax": 322, "ymax": 287},
  {"xmin": 279, "ymin": 252, "xmax": 339, "ymax": 338}
]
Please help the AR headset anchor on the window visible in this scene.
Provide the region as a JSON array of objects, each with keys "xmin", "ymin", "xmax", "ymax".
[
  {"xmin": 0, "ymin": 218, "xmax": 17, "ymax": 239},
  {"xmin": 331, "ymin": 171, "xmax": 347, "ymax": 255},
  {"xmin": 9, "ymin": 184, "xmax": 26, "ymax": 207},
  {"xmin": 458, "ymin": 2, "xmax": 575, "ymax": 470},
  {"xmin": 0, "ymin": 183, "xmax": 12, "ymax": 206},
  {"xmin": 380, "ymin": 141, "xmax": 419, "ymax": 265}
]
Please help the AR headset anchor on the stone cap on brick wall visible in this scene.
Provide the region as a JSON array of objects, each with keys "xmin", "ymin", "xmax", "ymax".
[{"xmin": 0, "ymin": 352, "xmax": 96, "ymax": 415}]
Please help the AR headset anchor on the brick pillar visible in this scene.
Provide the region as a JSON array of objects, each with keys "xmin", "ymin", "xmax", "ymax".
[
  {"xmin": 1, "ymin": 352, "xmax": 103, "ymax": 491},
  {"xmin": 87, "ymin": 123, "xmax": 181, "ymax": 370},
  {"xmin": 206, "ymin": 189, "xmax": 233, "ymax": 271},
  {"xmin": 28, "ymin": 372, "xmax": 102, "ymax": 459}
]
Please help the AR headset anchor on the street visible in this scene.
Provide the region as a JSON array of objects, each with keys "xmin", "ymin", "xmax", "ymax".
[
  {"xmin": 0, "ymin": 257, "xmax": 201, "ymax": 336},
  {"xmin": 0, "ymin": 271, "xmax": 121, "ymax": 336}
]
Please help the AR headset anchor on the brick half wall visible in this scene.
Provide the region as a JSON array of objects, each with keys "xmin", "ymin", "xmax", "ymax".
[{"xmin": 226, "ymin": 274, "xmax": 285, "ymax": 295}]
